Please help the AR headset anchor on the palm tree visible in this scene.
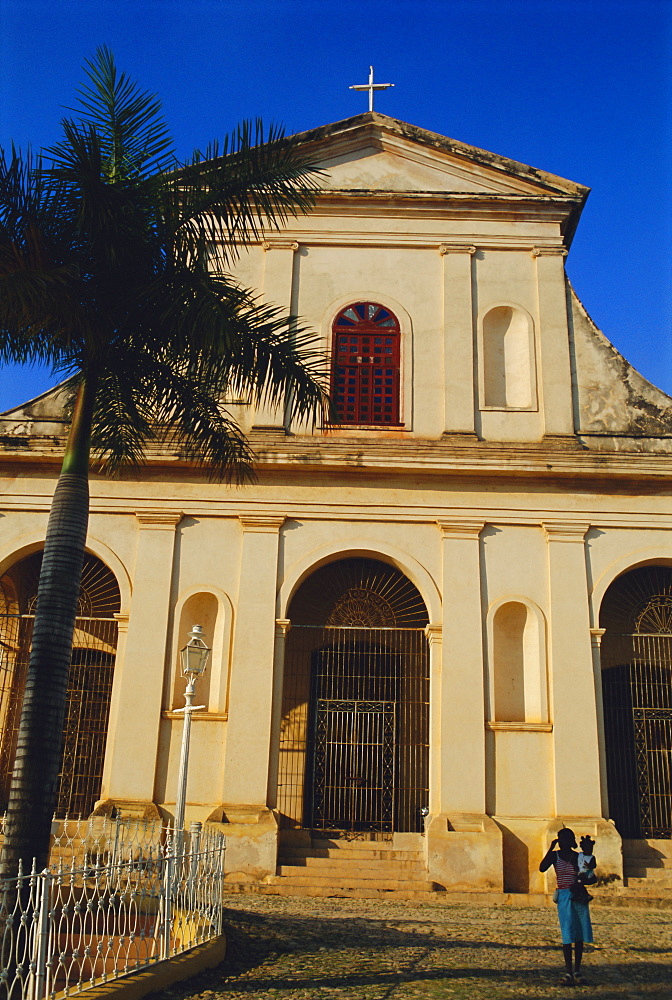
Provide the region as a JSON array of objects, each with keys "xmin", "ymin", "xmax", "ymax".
[{"xmin": 0, "ymin": 48, "xmax": 328, "ymax": 873}]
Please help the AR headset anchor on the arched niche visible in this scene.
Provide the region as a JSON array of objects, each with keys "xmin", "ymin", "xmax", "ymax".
[
  {"xmin": 481, "ymin": 305, "xmax": 536, "ymax": 410},
  {"xmin": 488, "ymin": 598, "xmax": 547, "ymax": 723},
  {"xmin": 170, "ymin": 589, "xmax": 232, "ymax": 714}
]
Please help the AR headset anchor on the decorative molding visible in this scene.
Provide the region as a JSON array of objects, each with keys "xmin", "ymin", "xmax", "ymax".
[
  {"xmin": 439, "ymin": 243, "xmax": 477, "ymax": 255},
  {"xmin": 486, "ymin": 721, "xmax": 553, "ymax": 733},
  {"xmin": 590, "ymin": 627, "xmax": 606, "ymax": 647},
  {"xmin": 113, "ymin": 612, "xmax": 130, "ymax": 634},
  {"xmin": 161, "ymin": 711, "xmax": 228, "ymax": 722},
  {"xmin": 542, "ymin": 520, "xmax": 590, "ymax": 543},
  {"xmin": 424, "ymin": 623, "xmax": 443, "ymax": 645},
  {"xmin": 275, "ymin": 618, "xmax": 292, "ymax": 637},
  {"xmin": 261, "ymin": 240, "xmax": 299, "ymax": 252},
  {"xmin": 531, "ymin": 247, "xmax": 568, "ymax": 258},
  {"xmin": 437, "ymin": 518, "xmax": 485, "ymax": 540},
  {"xmin": 135, "ymin": 511, "xmax": 183, "ymax": 529},
  {"xmin": 239, "ymin": 514, "xmax": 286, "ymax": 533}
]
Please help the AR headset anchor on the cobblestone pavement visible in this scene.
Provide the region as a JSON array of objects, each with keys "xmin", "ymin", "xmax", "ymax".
[{"xmin": 154, "ymin": 893, "xmax": 672, "ymax": 1000}]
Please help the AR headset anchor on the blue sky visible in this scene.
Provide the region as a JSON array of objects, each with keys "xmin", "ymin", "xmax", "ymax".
[{"xmin": 1, "ymin": 0, "xmax": 670, "ymax": 410}]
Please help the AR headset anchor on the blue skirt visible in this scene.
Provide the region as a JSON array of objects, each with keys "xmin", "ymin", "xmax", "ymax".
[{"xmin": 556, "ymin": 889, "xmax": 593, "ymax": 945}]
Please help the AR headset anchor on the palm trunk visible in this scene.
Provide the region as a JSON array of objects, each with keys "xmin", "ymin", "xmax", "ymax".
[{"xmin": 1, "ymin": 379, "xmax": 96, "ymax": 875}]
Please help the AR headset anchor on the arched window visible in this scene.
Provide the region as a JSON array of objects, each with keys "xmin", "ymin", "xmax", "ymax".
[
  {"xmin": 0, "ymin": 551, "xmax": 120, "ymax": 817},
  {"xmin": 331, "ymin": 303, "xmax": 402, "ymax": 425}
]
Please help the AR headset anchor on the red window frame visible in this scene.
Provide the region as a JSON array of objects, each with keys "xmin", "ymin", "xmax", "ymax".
[{"xmin": 330, "ymin": 302, "xmax": 402, "ymax": 426}]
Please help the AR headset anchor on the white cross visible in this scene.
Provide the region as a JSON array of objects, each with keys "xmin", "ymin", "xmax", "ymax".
[{"xmin": 349, "ymin": 66, "xmax": 394, "ymax": 112}]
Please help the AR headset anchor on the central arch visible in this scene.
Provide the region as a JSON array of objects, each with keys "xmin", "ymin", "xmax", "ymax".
[{"xmin": 277, "ymin": 557, "xmax": 429, "ymax": 835}]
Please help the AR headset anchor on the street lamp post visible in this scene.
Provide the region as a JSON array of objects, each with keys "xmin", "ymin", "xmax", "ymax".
[{"xmin": 174, "ymin": 625, "xmax": 211, "ymax": 836}]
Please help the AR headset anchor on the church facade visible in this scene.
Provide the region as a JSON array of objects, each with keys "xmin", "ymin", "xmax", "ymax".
[{"xmin": 1, "ymin": 113, "xmax": 671, "ymax": 895}]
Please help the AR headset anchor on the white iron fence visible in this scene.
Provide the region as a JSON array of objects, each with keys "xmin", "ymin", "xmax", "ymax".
[{"xmin": 0, "ymin": 817, "xmax": 226, "ymax": 999}]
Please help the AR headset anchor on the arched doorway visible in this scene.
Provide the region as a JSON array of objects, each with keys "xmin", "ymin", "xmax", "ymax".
[
  {"xmin": 600, "ymin": 565, "xmax": 672, "ymax": 838},
  {"xmin": 0, "ymin": 551, "xmax": 121, "ymax": 817},
  {"xmin": 277, "ymin": 558, "xmax": 429, "ymax": 835}
]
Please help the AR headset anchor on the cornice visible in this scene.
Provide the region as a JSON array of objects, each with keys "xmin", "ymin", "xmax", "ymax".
[
  {"xmin": 3, "ymin": 435, "xmax": 672, "ymax": 483},
  {"xmin": 239, "ymin": 514, "xmax": 286, "ymax": 533},
  {"xmin": 437, "ymin": 518, "xmax": 485, "ymax": 539},
  {"xmin": 261, "ymin": 239, "xmax": 299, "ymax": 251},
  {"xmin": 590, "ymin": 628, "xmax": 607, "ymax": 647},
  {"xmin": 135, "ymin": 511, "xmax": 183, "ymax": 529},
  {"xmin": 486, "ymin": 721, "xmax": 553, "ymax": 733},
  {"xmin": 424, "ymin": 624, "xmax": 443, "ymax": 645},
  {"xmin": 531, "ymin": 246, "xmax": 568, "ymax": 258},
  {"xmin": 439, "ymin": 243, "xmax": 477, "ymax": 255},
  {"xmin": 542, "ymin": 520, "xmax": 590, "ymax": 542}
]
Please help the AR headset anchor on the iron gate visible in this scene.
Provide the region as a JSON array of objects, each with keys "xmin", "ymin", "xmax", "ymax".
[
  {"xmin": 277, "ymin": 626, "xmax": 429, "ymax": 834},
  {"xmin": 0, "ymin": 614, "xmax": 118, "ymax": 818},
  {"xmin": 601, "ymin": 634, "xmax": 672, "ymax": 839}
]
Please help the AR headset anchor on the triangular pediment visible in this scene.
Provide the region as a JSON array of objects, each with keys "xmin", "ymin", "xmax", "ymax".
[{"xmin": 292, "ymin": 113, "xmax": 589, "ymax": 200}]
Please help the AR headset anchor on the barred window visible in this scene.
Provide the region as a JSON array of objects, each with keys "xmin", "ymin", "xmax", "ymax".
[{"xmin": 330, "ymin": 303, "xmax": 402, "ymax": 425}]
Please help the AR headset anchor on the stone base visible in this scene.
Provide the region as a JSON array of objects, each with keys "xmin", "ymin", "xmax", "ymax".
[
  {"xmin": 426, "ymin": 813, "xmax": 503, "ymax": 891},
  {"xmin": 540, "ymin": 816, "xmax": 623, "ymax": 894},
  {"xmin": 92, "ymin": 799, "xmax": 162, "ymax": 821},
  {"xmin": 207, "ymin": 804, "xmax": 278, "ymax": 882}
]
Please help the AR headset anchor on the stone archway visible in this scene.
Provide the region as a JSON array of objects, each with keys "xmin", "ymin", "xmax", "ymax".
[
  {"xmin": 277, "ymin": 557, "xmax": 429, "ymax": 835},
  {"xmin": 599, "ymin": 564, "xmax": 672, "ymax": 839},
  {"xmin": 0, "ymin": 550, "xmax": 121, "ymax": 817}
]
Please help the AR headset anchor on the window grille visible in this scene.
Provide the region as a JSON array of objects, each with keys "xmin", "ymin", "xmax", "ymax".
[{"xmin": 330, "ymin": 302, "xmax": 402, "ymax": 425}]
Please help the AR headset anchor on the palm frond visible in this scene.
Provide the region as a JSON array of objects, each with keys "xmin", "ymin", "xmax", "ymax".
[
  {"xmin": 165, "ymin": 119, "xmax": 323, "ymax": 265},
  {"xmin": 50, "ymin": 46, "xmax": 174, "ymax": 182}
]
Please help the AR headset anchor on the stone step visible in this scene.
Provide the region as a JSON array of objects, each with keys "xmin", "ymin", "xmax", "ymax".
[
  {"xmin": 277, "ymin": 858, "xmax": 425, "ymax": 875},
  {"xmin": 223, "ymin": 883, "xmax": 672, "ymax": 908},
  {"xmin": 623, "ymin": 867, "xmax": 672, "ymax": 888},
  {"xmin": 310, "ymin": 838, "xmax": 398, "ymax": 851},
  {"xmin": 624, "ymin": 874, "xmax": 672, "ymax": 888},
  {"xmin": 277, "ymin": 861, "xmax": 427, "ymax": 881},
  {"xmin": 226, "ymin": 882, "xmax": 439, "ymax": 901},
  {"xmin": 618, "ymin": 884, "xmax": 672, "ymax": 898},
  {"xmin": 280, "ymin": 846, "xmax": 423, "ymax": 862},
  {"xmin": 268, "ymin": 872, "xmax": 435, "ymax": 891},
  {"xmin": 624, "ymin": 858, "xmax": 672, "ymax": 870}
]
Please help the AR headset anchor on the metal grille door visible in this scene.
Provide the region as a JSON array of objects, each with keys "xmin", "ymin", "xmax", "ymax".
[
  {"xmin": 278, "ymin": 626, "xmax": 429, "ymax": 834},
  {"xmin": 311, "ymin": 699, "xmax": 395, "ymax": 832},
  {"xmin": 602, "ymin": 635, "xmax": 672, "ymax": 838},
  {"xmin": 0, "ymin": 615, "xmax": 118, "ymax": 818}
]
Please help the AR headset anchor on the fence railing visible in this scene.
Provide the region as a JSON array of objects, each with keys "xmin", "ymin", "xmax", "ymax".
[{"xmin": 0, "ymin": 818, "xmax": 226, "ymax": 999}]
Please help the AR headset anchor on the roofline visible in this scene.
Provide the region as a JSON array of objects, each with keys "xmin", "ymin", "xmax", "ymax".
[{"xmin": 287, "ymin": 112, "xmax": 590, "ymax": 202}]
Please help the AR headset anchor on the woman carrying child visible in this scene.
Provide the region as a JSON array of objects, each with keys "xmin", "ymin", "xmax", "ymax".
[{"xmin": 539, "ymin": 828, "xmax": 596, "ymax": 985}]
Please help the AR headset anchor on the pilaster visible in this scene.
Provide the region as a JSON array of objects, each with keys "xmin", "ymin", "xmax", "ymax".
[
  {"xmin": 100, "ymin": 512, "xmax": 182, "ymax": 809},
  {"xmin": 254, "ymin": 240, "xmax": 300, "ymax": 431},
  {"xmin": 543, "ymin": 520, "xmax": 601, "ymax": 816},
  {"xmin": 267, "ymin": 619, "xmax": 292, "ymax": 808},
  {"xmin": 436, "ymin": 518, "xmax": 486, "ymax": 812},
  {"xmin": 532, "ymin": 247, "xmax": 574, "ymax": 436},
  {"xmin": 221, "ymin": 515, "xmax": 285, "ymax": 807},
  {"xmin": 590, "ymin": 628, "xmax": 609, "ymax": 817},
  {"xmin": 439, "ymin": 244, "xmax": 477, "ymax": 436}
]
